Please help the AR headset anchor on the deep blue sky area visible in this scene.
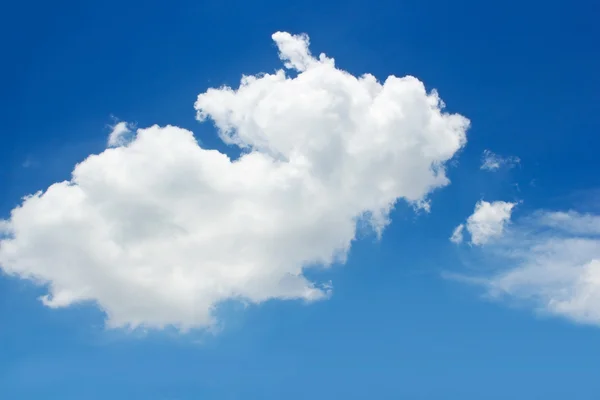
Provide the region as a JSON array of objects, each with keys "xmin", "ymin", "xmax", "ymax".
[{"xmin": 1, "ymin": 0, "xmax": 600, "ymax": 399}]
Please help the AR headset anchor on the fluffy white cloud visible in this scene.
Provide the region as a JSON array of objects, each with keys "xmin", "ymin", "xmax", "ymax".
[
  {"xmin": 467, "ymin": 200, "xmax": 516, "ymax": 245},
  {"xmin": 0, "ymin": 32, "xmax": 469, "ymax": 330},
  {"xmin": 451, "ymin": 200, "xmax": 516, "ymax": 246},
  {"xmin": 480, "ymin": 149, "xmax": 520, "ymax": 171},
  {"xmin": 478, "ymin": 210, "xmax": 600, "ymax": 326},
  {"xmin": 450, "ymin": 224, "xmax": 464, "ymax": 244}
]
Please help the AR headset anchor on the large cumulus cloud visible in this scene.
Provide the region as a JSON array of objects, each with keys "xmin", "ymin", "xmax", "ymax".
[{"xmin": 0, "ymin": 32, "xmax": 469, "ymax": 330}]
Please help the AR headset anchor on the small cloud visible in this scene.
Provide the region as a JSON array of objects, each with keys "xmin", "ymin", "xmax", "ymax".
[
  {"xmin": 452, "ymin": 200, "xmax": 517, "ymax": 246},
  {"xmin": 107, "ymin": 121, "xmax": 134, "ymax": 147},
  {"xmin": 450, "ymin": 224, "xmax": 464, "ymax": 244},
  {"xmin": 480, "ymin": 149, "xmax": 520, "ymax": 171},
  {"xmin": 467, "ymin": 200, "xmax": 516, "ymax": 245}
]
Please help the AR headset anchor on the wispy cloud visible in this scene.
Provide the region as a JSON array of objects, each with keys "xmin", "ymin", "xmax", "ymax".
[
  {"xmin": 455, "ymin": 206, "xmax": 600, "ymax": 326},
  {"xmin": 450, "ymin": 224, "xmax": 464, "ymax": 244},
  {"xmin": 480, "ymin": 149, "xmax": 520, "ymax": 171}
]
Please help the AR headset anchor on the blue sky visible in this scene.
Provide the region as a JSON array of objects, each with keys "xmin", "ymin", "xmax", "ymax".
[{"xmin": 2, "ymin": 0, "xmax": 600, "ymax": 398}]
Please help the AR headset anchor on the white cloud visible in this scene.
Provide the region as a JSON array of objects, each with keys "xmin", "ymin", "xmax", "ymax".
[
  {"xmin": 478, "ymin": 210, "xmax": 600, "ymax": 326},
  {"xmin": 107, "ymin": 121, "xmax": 133, "ymax": 147},
  {"xmin": 0, "ymin": 32, "xmax": 469, "ymax": 331},
  {"xmin": 450, "ymin": 224, "xmax": 464, "ymax": 244},
  {"xmin": 451, "ymin": 200, "xmax": 516, "ymax": 246},
  {"xmin": 480, "ymin": 149, "xmax": 520, "ymax": 171},
  {"xmin": 467, "ymin": 200, "xmax": 516, "ymax": 245}
]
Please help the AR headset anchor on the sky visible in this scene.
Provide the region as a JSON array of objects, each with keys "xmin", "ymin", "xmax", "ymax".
[{"xmin": 1, "ymin": 0, "xmax": 600, "ymax": 398}]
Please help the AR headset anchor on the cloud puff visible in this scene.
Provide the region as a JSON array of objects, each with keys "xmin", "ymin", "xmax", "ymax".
[
  {"xmin": 0, "ymin": 32, "xmax": 469, "ymax": 330},
  {"xmin": 480, "ymin": 149, "xmax": 520, "ymax": 171},
  {"xmin": 107, "ymin": 121, "xmax": 134, "ymax": 147},
  {"xmin": 474, "ymin": 210, "xmax": 600, "ymax": 326},
  {"xmin": 451, "ymin": 200, "xmax": 516, "ymax": 246},
  {"xmin": 467, "ymin": 201, "xmax": 516, "ymax": 245}
]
